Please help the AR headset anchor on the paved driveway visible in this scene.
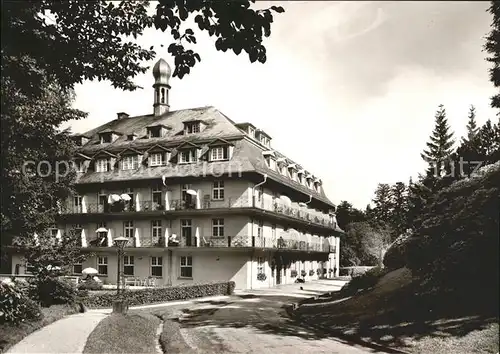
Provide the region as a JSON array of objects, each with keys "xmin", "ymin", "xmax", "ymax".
[{"xmin": 149, "ymin": 279, "xmax": 385, "ymax": 354}]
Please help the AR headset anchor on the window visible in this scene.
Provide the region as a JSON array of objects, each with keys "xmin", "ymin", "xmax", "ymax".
[
  {"xmin": 212, "ymin": 219, "xmax": 224, "ymax": 237},
  {"xmin": 210, "ymin": 146, "xmax": 229, "ymax": 161},
  {"xmin": 152, "ymin": 185, "xmax": 162, "ymax": 208},
  {"xmin": 122, "ymin": 155, "xmax": 138, "ymax": 170},
  {"xmin": 124, "ymin": 221, "xmax": 134, "ymax": 238},
  {"xmin": 97, "ymin": 256, "xmax": 108, "ymax": 275},
  {"xmin": 179, "ymin": 149, "xmax": 197, "ymax": 163},
  {"xmin": 277, "ymin": 164, "xmax": 284, "ymax": 175},
  {"xmin": 180, "ymin": 256, "xmax": 193, "ymax": 278},
  {"xmin": 257, "ymin": 220, "xmax": 263, "ymax": 238},
  {"xmin": 152, "ymin": 220, "xmax": 162, "ymax": 240},
  {"xmin": 100, "ymin": 133, "xmax": 112, "ymax": 143},
  {"xmin": 50, "ymin": 228, "xmax": 59, "ymax": 238},
  {"xmin": 73, "ymin": 262, "xmax": 83, "ymax": 275},
  {"xmin": 73, "ymin": 195, "xmax": 82, "ymax": 212},
  {"xmin": 150, "ymin": 152, "xmax": 163, "ymax": 166},
  {"xmin": 25, "ymin": 262, "xmax": 35, "ymax": 274},
  {"xmin": 95, "ymin": 158, "xmax": 109, "ymax": 172},
  {"xmin": 123, "ymin": 256, "xmax": 134, "ymax": 276},
  {"xmin": 181, "ymin": 219, "xmax": 193, "ymax": 246},
  {"xmin": 257, "ymin": 186, "xmax": 263, "ymax": 203},
  {"xmin": 148, "ymin": 127, "xmax": 161, "ymax": 138},
  {"xmin": 184, "ymin": 122, "xmax": 200, "ymax": 134},
  {"xmin": 127, "ymin": 134, "xmax": 135, "ymax": 141},
  {"xmin": 96, "ymin": 221, "xmax": 107, "ymax": 243},
  {"xmin": 306, "ymin": 178, "xmax": 312, "ymax": 188},
  {"xmin": 257, "ymin": 257, "xmax": 264, "ymax": 274},
  {"xmin": 298, "ymin": 174, "xmax": 304, "ymax": 184},
  {"xmin": 315, "ymin": 183, "xmax": 321, "ymax": 193},
  {"xmin": 248, "ymin": 127, "xmax": 255, "ymax": 137},
  {"xmin": 272, "ymin": 224, "xmax": 276, "ymax": 239},
  {"xmin": 151, "ymin": 256, "xmax": 162, "ymax": 277},
  {"xmin": 75, "ymin": 160, "xmax": 86, "ymax": 173},
  {"xmin": 212, "ymin": 180, "xmax": 224, "ymax": 200}
]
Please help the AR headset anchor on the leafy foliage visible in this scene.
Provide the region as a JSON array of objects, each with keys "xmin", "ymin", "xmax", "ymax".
[
  {"xmin": 0, "ymin": 281, "xmax": 42, "ymax": 324},
  {"xmin": 406, "ymin": 163, "xmax": 500, "ymax": 296},
  {"xmin": 83, "ymin": 281, "xmax": 235, "ymax": 308},
  {"xmin": 28, "ymin": 277, "xmax": 78, "ymax": 308},
  {"xmin": 484, "ymin": 1, "xmax": 500, "ymax": 110},
  {"xmin": 2, "ymin": 0, "xmax": 285, "ymax": 96},
  {"xmin": 78, "ymin": 280, "xmax": 104, "ymax": 291},
  {"xmin": 341, "ymin": 222, "xmax": 392, "ymax": 267}
]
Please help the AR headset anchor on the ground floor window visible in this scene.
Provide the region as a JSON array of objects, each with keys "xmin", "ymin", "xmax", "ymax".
[
  {"xmin": 180, "ymin": 256, "xmax": 193, "ymax": 278},
  {"xmin": 151, "ymin": 256, "xmax": 162, "ymax": 277},
  {"xmin": 97, "ymin": 256, "xmax": 108, "ymax": 275},
  {"xmin": 25, "ymin": 262, "xmax": 34, "ymax": 274},
  {"xmin": 123, "ymin": 255, "xmax": 134, "ymax": 276},
  {"xmin": 73, "ymin": 262, "xmax": 83, "ymax": 275}
]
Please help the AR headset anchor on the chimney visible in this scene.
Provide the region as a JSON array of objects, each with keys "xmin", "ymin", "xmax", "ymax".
[{"xmin": 117, "ymin": 112, "xmax": 129, "ymax": 120}]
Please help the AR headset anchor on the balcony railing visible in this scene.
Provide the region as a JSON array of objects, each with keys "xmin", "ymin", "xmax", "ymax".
[
  {"xmin": 63, "ymin": 195, "xmax": 337, "ymax": 229},
  {"xmin": 83, "ymin": 233, "xmax": 334, "ymax": 253}
]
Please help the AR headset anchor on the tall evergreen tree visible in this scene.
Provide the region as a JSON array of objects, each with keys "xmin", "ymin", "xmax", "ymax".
[
  {"xmin": 390, "ymin": 182, "xmax": 408, "ymax": 240},
  {"xmin": 464, "ymin": 105, "xmax": 479, "ymax": 143},
  {"xmin": 371, "ymin": 183, "xmax": 393, "ymax": 226},
  {"xmin": 484, "ymin": 1, "xmax": 500, "ymax": 111},
  {"xmin": 421, "ymin": 105, "xmax": 456, "ymax": 179}
]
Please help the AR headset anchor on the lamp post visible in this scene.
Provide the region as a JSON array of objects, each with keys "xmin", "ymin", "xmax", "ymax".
[{"xmin": 113, "ymin": 236, "xmax": 129, "ymax": 314}]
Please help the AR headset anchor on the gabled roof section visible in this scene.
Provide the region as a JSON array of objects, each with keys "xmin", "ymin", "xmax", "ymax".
[
  {"xmin": 287, "ymin": 163, "xmax": 297, "ymax": 169},
  {"xmin": 73, "ymin": 134, "xmax": 91, "ymax": 139},
  {"xmin": 91, "ymin": 150, "xmax": 118, "ymax": 159},
  {"xmin": 99, "ymin": 129, "xmax": 123, "ymax": 135},
  {"xmin": 118, "ymin": 147, "xmax": 142, "ymax": 156},
  {"xmin": 207, "ymin": 138, "xmax": 234, "ymax": 146},
  {"xmin": 262, "ymin": 150, "xmax": 275, "ymax": 157},
  {"xmin": 77, "ymin": 107, "xmax": 245, "ymax": 156},
  {"xmin": 176, "ymin": 141, "xmax": 200, "ymax": 150},
  {"xmin": 145, "ymin": 144, "xmax": 170, "ymax": 153},
  {"xmin": 75, "ymin": 152, "xmax": 92, "ymax": 160},
  {"xmin": 146, "ymin": 123, "xmax": 171, "ymax": 129}
]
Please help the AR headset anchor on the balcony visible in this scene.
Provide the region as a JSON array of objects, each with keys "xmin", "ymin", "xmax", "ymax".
[{"xmin": 62, "ymin": 195, "xmax": 337, "ymax": 230}]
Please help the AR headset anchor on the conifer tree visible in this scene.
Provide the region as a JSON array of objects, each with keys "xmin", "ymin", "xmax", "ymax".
[
  {"xmin": 485, "ymin": 1, "xmax": 500, "ymax": 110},
  {"xmin": 464, "ymin": 105, "xmax": 479, "ymax": 143},
  {"xmin": 390, "ymin": 182, "xmax": 409, "ymax": 240},
  {"xmin": 421, "ymin": 105, "xmax": 456, "ymax": 179}
]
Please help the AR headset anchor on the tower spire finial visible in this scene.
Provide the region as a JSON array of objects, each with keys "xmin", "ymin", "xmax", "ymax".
[{"xmin": 152, "ymin": 58, "xmax": 172, "ymax": 116}]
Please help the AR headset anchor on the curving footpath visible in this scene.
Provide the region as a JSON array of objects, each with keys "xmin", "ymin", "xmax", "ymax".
[{"xmin": 6, "ymin": 295, "xmax": 231, "ymax": 354}]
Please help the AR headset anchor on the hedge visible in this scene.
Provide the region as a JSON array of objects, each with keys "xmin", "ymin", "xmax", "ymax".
[
  {"xmin": 339, "ymin": 266, "xmax": 375, "ymax": 277},
  {"xmin": 83, "ymin": 281, "xmax": 235, "ymax": 308}
]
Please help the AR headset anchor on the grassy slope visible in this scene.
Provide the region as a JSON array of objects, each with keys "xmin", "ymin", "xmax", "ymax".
[
  {"xmin": 295, "ymin": 268, "xmax": 499, "ymax": 353},
  {"xmin": 83, "ymin": 313, "xmax": 160, "ymax": 354},
  {"xmin": 0, "ymin": 304, "xmax": 79, "ymax": 353}
]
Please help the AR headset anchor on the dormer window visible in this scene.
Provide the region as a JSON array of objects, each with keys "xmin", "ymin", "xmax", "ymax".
[
  {"xmin": 99, "ymin": 130, "xmax": 121, "ymax": 144},
  {"xmin": 127, "ymin": 134, "xmax": 136, "ymax": 141},
  {"xmin": 75, "ymin": 160, "xmax": 86, "ymax": 173},
  {"xmin": 148, "ymin": 126, "xmax": 161, "ymax": 138},
  {"xmin": 179, "ymin": 149, "xmax": 197, "ymax": 164},
  {"xmin": 248, "ymin": 127, "xmax": 255, "ymax": 137},
  {"xmin": 184, "ymin": 121, "xmax": 201, "ymax": 134},
  {"xmin": 149, "ymin": 152, "xmax": 164, "ymax": 166},
  {"xmin": 122, "ymin": 155, "xmax": 139, "ymax": 170},
  {"xmin": 95, "ymin": 158, "xmax": 109, "ymax": 172},
  {"xmin": 72, "ymin": 135, "xmax": 90, "ymax": 146},
  {"xmin": 100, "ymin": 133, "xmax": 112, "ymax": 143},
  {"xmin": 210, "ymin": 146, "xmax": 229, "ymax": 161}
]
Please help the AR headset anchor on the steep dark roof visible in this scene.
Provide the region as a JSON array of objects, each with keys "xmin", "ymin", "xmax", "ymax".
[{"xmin": 74, "ymin": 106, "xmax": 335, "ymax": 207}]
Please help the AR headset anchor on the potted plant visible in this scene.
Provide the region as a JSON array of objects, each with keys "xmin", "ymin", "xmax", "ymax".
[
  {"xmin": 309, "ymin": 270, "xmax": 314, "ymax": 276},
  {"xmin": 257, "ymin": 273, "xmax": 267, "ymax": 281},
  {"xmin": 301, "ymin": 270, "xmax": 306, "ymax": 277},
  {"xmin": 316, "ymin": 269, "xmax": 321, "ymax": 276},
  {"xmin": 290, "ymin": 270, "xmax": 298, "ymax": 278}
]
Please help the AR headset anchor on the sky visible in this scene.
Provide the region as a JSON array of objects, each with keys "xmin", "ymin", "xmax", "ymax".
[{"xmin": 64, "ymin": 1, "xmax": 497, "ymax": 209}]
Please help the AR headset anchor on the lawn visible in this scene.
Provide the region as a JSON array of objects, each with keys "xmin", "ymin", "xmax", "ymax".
[
  {"xmin": 0, "ymin": 304, "xmax": 80, "ymax": 353},
  {"xmin": 82, "ymin": 313, "xmax": 160, "ymax": 354},
  {"xmin": 294, "ymin": 268, "xmax": 500, "ymax": 353}
]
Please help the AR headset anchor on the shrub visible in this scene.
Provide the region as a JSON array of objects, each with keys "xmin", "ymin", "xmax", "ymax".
[
  {"xmin": 340, "ymin": 266, "xmax": 389, "ymax": 296},
  {"xmin": 257, "ymin": 273, "xmax": 267, "ymax": 281},
  {"xmin": 78, "ymin": 280, "xmax": 103, "ymax": 291},
  {"xmin": 0, "ymin": 281, "xmax": 42, "ymax": 324},
  {"xmin": 383, "ymin": 232, "xmax": 413, "ymax": 270},
  {"xmin": 29, "ymin": 277, "xmax": 78, "ymax": 307},
  {"xmin": 301, "ymin": 270, "xmax": 306, "ymax": 277},
  {"xmin": 290, "ymin": 270, "xmax": 298, "ymax": 277},
  {"xmin": 84, "ymin": 281, "xmax": 235, "ymax": 308},
  {"xmin": 309, "ymin": 270, "xmax": 314, "ymax": 276}
]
